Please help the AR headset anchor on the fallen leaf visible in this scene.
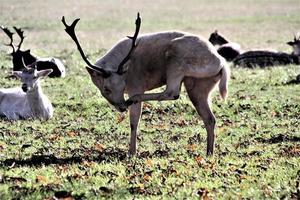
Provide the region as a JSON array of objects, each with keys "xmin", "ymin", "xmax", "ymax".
[
  {"xmin": 270, "ymin": 111, "xmax": 277, "ymax": 117},
  {"xmin": 145, "ymin": 159, "xmax": 153, "ymax": 167},
  {"xmin": 36, "ymin": 175, "xmax": 46, "ymax": 184},
  {"xmin": 195, "ymin": 156, "xmax": 205, "ymax": 165},
  {"xmin": 82, "ymin": 160, "xmax": 96, "ymax": 167},
  {"xmin": 262, "ymin": 185, "xmax": 273, "ymax": 196},
  {"xmin": 94, "ymin": 143, "xmax": 105, "ymax": 152},
  {"xmin": 117, "ymin": 113, "xmax": 126, "ymax": 123},
  {"xmin": 67, "ymin": 131, "xmax": 76, "ymax": 137},
  {"xmin": 187, "ymin": 144, "xmax": 196, "ymax": 152},
  {"xmin": 144, "ymin": 174, "xmax": 151, "ymax": 181},
  {"xmin": 197, "ymin": 188, "xmax": 212, "ymax": 200},
  {"xmin": 0, "ymin": 142, "xmax": 6, "ymax": 150},
  {"xmin": 175, "ymin": 119, "xmax": 188, "ymax": 127},
  {"xmin": 49, "ymin": 134, "xmax": 60, "ymax": 141}
]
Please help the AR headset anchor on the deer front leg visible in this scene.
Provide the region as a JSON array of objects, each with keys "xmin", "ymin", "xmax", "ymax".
[
  {"xmin": 126, "ymin": 73, "xmax": 184, "ymax": 105},
  {"xmin": 128, "ymin": 101, "xmax": 142, "ymax": 156}
]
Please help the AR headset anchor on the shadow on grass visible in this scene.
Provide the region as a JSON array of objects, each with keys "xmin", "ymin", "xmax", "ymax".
[
  {"xmin": 0, "ymin": 148, "xmax": 127, "ymax": 167},
  {"xmin": 257, "ymin": 134, "xmax": 300, "ymax": 144},
  {"xmin": 0, "ymin": 148, "xmax": 170, "ymax": 167}
]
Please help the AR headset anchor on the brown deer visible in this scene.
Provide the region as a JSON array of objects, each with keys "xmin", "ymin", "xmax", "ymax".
[
  {"xmin": 62, "ymin": 13, "xmax": 230, "ymax": 156},
  {"xmin": 1, "ymin": 26, "xmax": 65, "ymax": 78}
]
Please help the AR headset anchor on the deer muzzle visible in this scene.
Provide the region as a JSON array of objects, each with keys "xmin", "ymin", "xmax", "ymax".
[{"xmin": 21, "ymin": 84, "xmax": 28, "ymax": 92}]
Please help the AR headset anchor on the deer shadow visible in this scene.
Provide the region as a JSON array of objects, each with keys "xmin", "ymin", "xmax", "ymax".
[
  {"xmin": 0, "ymin": 148, "xmax": 127, "ymax": 167},
  {"xmin": 0, "ymin": 147, "xmax": 169, "ymax": 167},
  {"xmin": 256, "ymin": 134, "xmax": 300, "ymax": 144}
]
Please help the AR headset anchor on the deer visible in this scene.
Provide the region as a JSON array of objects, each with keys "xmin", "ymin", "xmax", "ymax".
[
  {"xmin": 209, "ymin": 30, "xmax": 242, "ymax": 62},
  {"xmin": 62, "ymin": 13, "xmax": 230, "ymax": 156},
  {"xmin": 233, "ymin": 35, "xmax": 300, "ymax": 68},
  {"xmin": 0, "ymin": 62, "xmax": 53, "ymax": 120},
  {"xmin": 0, "ymin": 26, "xmax": 65, "ymax": 78}
]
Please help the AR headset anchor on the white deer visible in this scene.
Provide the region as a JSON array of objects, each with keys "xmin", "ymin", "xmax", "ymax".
[
  {"xmin": 0, "ymin": 64, "xmax": 53, "ymax": 120},
  {"xmin": 62, "ymin": 13, "xmax": 230, "ymax": 156}
]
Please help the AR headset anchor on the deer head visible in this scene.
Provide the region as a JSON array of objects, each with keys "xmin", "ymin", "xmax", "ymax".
[
  {"xmin": 12, "ymin": 61, "xmax": 53, "ymax": 93},
  {"xmin": 62, "ymin": 13, "xmax": 141, "ymax": 112},
  {"xmin": 287, "ymin": 34, "xmax": 300, "ymax": 56},
  {"xmin": 1, "ymin": 26, "xmax": 37, "ymax": 71},
  {"xmin": 208, "ymin": 30, "xmax": 229, "ymax": 46}
]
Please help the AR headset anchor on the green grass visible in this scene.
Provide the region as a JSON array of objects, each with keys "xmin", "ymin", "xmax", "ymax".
[{"xmin": 0, "ymin": 0, "xmax": 300, "ymax": 199}]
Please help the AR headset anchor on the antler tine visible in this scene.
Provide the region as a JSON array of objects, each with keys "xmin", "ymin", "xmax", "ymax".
[
  {"xmin": 117, "ymin": 12, "xmax": 141, "ymax": 74},
  {"xmin": 13, "ymin": 26, "xmax": 25, "ymax": 50},
  {"xmin": 21, "ymin": 56, "xmax": 37, "ymax": 70},
  {"xmin": 61, "ymin": 16, "xmax": 110, "ymax": 77},
  {"xmin": 61, "ymin": 16, "xmax": 80, "ymax": 43},
  {"xmin": 0, "ymin": 26, "xmax": 16, "ymax": 53},
  {"xmin": 21, "ymin": 57, "xmax": 30, "ymax": 70}
]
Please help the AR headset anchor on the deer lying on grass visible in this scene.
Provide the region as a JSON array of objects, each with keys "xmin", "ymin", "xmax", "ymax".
[
  {"xmin": 62, "ymin": 13, "xmax": 230, "ymax": 156},
  {"xmin": 209, "ymin": 30, "xmax": 242, "ymax": 62},
  {"xmin": 0, "ymin": 26, "xmax": 65, "ymax": 78},
  {"xmin": 233, "ymin": 35, "xmax": 300, "ymax": 68},
  {"xmin": 0, "ymin": 63, "xmax": 53, "ymax": 120}
]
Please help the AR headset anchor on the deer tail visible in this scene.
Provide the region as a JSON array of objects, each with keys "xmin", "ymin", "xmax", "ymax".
[{"xmin": 219, "ymin": 62, "xmax": 230, "ymax": 100}]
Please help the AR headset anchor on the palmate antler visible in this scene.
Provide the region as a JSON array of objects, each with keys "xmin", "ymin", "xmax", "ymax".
[
  {"xmin": 1, "ymin": 26, "xmax": 27, "ymax": 53},
  {"xmin": 13, "ymin": 26, "xmax": 25, "ymax": 51},
  {"xmin": 0, "ymin": 26, "xmax": 16, "ymax": 53},
  {"xmin": 61, "ymin": 16, "xmax": 111, "ymax": 77},
  {"xmin": 61, "ymin": 13, "xmax": 141, "ymax": 76}
]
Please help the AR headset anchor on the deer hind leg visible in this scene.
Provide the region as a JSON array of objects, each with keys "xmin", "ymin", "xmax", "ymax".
[{"xmin": 184, "ymin": 77, "xmax": 219, "ymax": 156}]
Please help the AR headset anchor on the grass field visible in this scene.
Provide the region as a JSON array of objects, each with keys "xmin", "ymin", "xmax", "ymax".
[{"xmin": 0, "ymin": 0, "xmax": 300, "ymax": 199}]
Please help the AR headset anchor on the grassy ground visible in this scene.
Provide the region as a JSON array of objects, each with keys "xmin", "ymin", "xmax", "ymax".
[{"xmin": 0, "ymin": 0, "xmax": 300, "ymax": 199}]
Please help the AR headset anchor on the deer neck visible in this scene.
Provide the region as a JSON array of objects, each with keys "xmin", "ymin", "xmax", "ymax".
[
  {"xmin": 96, "ymin": 38, "xmax": 132, "ymax": 72},
  {"xmin": 26, "ymin": 83, "xmax": 46, "ymax": 113},
  {"xmin": 291, "ymin": 46, "xmax": 300, "ymax": 64},
  {"xmin": 292, "ymin": 46, "xmax": 300, "ymax": 56}
]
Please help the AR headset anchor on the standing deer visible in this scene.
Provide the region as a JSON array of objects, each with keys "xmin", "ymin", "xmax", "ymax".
[
  {"xmin": 0, "ymin": 62, "xmax": 53, "ymax": 120},
  {"xmin": 0, "ymin": 26, "xmax": 65, "ymax": 78},
  {"xmin": 62, "ymin": 13, "xmax": 230, "ymax": 156}
]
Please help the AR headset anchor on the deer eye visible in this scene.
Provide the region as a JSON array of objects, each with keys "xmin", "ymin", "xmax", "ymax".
[{"xmin": 103, "ymin": 87, "xmax": 111, "ymax": 95}]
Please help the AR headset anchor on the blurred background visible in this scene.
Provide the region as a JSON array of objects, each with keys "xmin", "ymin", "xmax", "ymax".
[{"xmin": 0, "ymin": 0, "xmax": 299, "ymax": 56}]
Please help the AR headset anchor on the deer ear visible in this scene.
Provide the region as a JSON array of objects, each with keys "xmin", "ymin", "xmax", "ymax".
[
  {"xmin": 287, "ymin": 41, "xmax": 294, "ymax": 46},
  {"xmin": 86, "ymin": 66, "xmax": 104, "ymax": 76},
  {"xmin": 12, "ymin": 71, "xmax": 23, "ymax": 78},
  {"xmin": 37, "ymin": 69, "xmax": 53, "ymax": 78}
]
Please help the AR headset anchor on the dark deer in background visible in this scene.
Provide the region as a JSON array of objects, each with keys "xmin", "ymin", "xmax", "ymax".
[
  {"xmin": 233, "ymin": 35, "xmax": 300, "ymax": 68},
  {"xmin": 0, "ymin": 26, "xmax": 65, "ymax": 78},
  {"xmin": 62, "ymin": 13, "xmax": 229, "ymax": 156},
  {"xmin": 209, "ymin": 30, "xmax": 242, "ymax": 62}
]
